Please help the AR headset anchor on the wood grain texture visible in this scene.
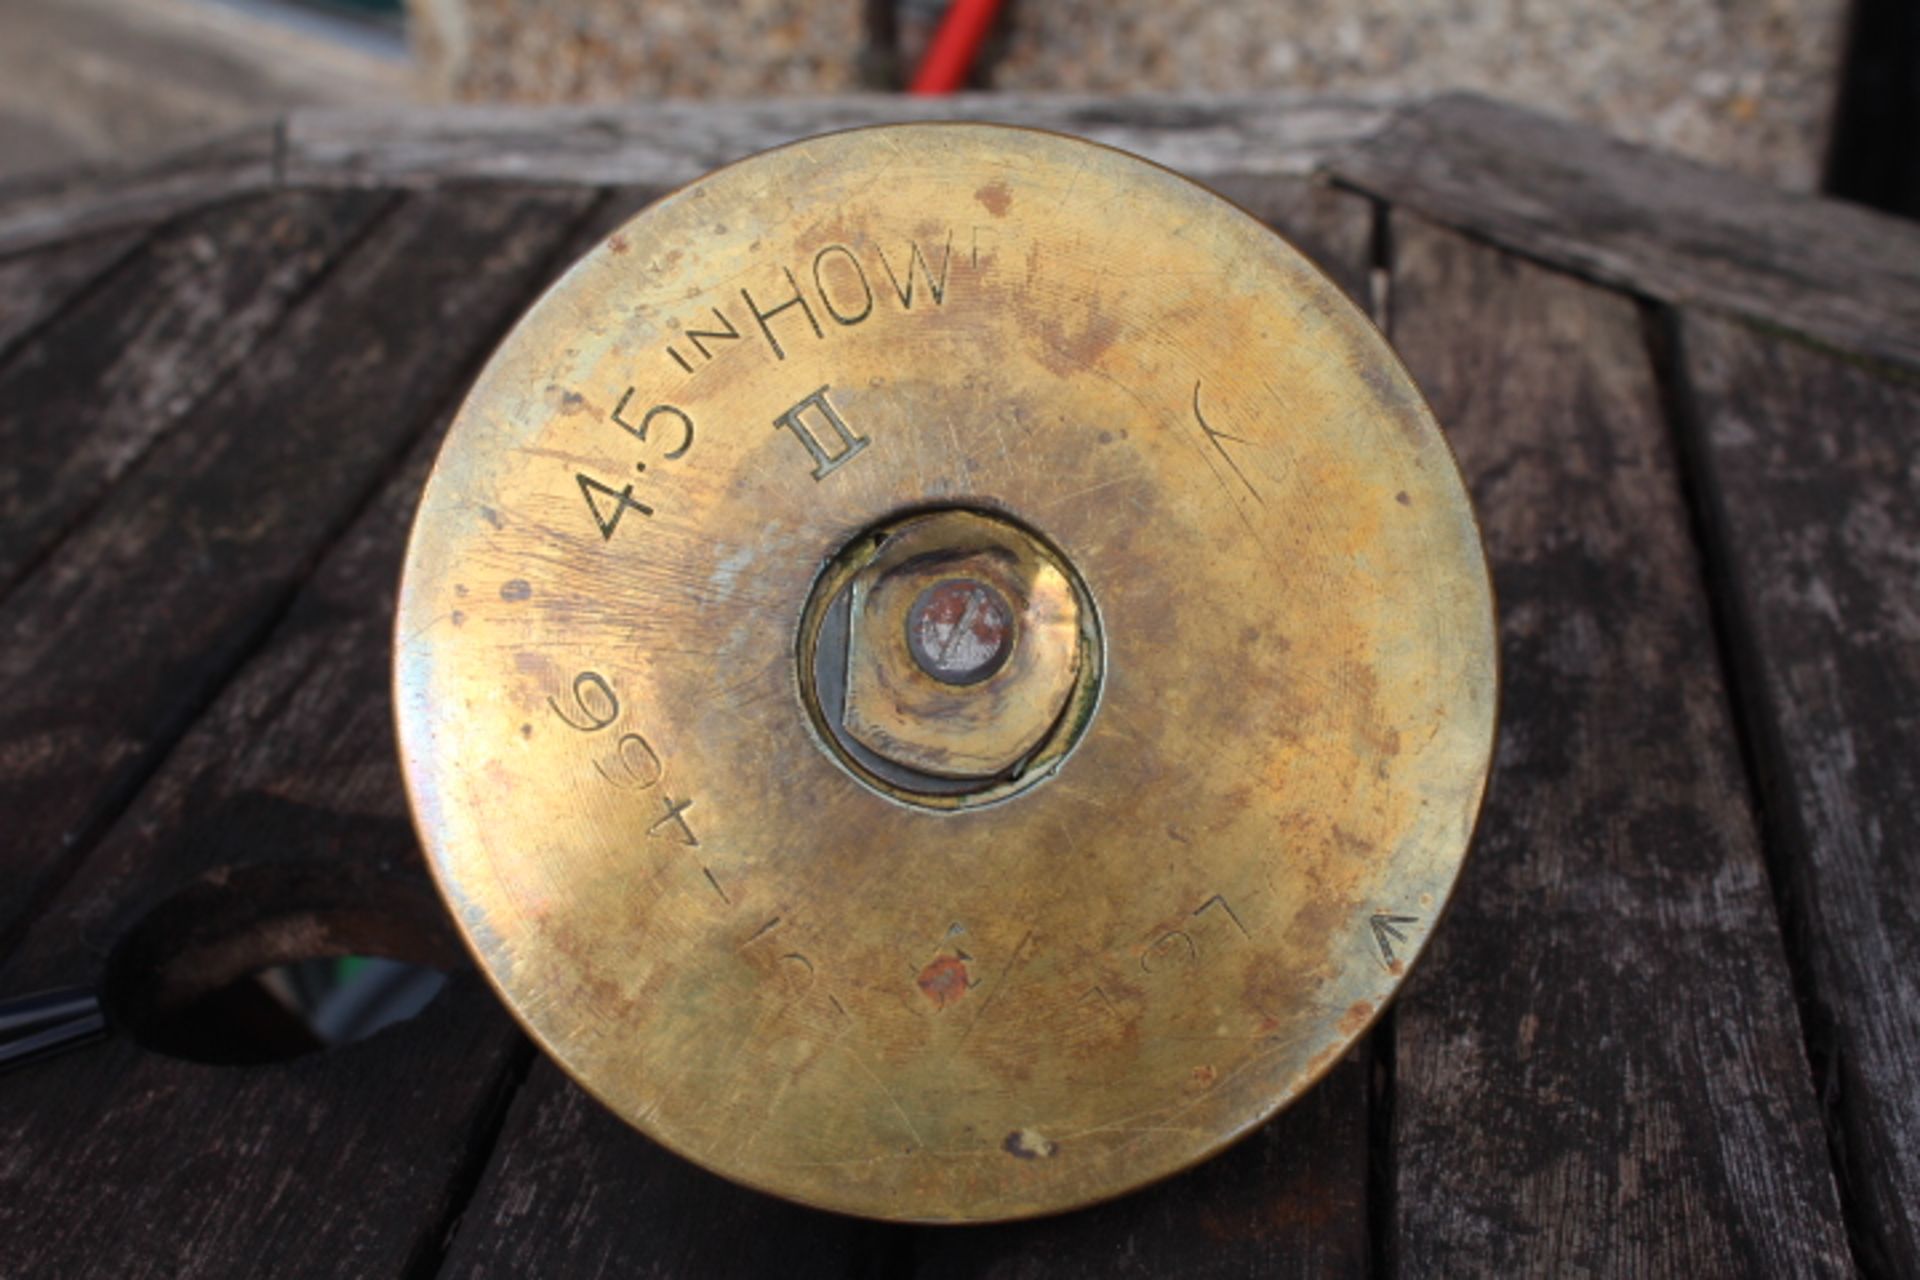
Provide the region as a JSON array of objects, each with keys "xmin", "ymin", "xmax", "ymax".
[
  {"xmin": 0, "ymin": 224, "xmax": 147, "ymax": 356},
  {"xmin": 1677, "ymin": 315, "xmax": 1920, "ymax": 1276},
  {"xmin": 0, "ymin": 95, "xmax": 1391, "ymax": 256},
  {"xmin": 0, "ymin": 188, "xmax": 387, "ymax": 594},
  {"xmin": 279, "ymin": 94, "xmax": 1391, "ymax": 191},
  {"xmin": 430, "ymin": 180, "xmax": 1380, "ymax": 1276},
  {"xmin": 434, "ymin": 1059, "xmax": 887, "ymax": 1279},
  {"xmin": 0, "ymin": 96, "xmax": 1904, "ymax": 1274},
  {"xmin": 0, "ymin": 125, "xmax": 278, "ymax": 255},
  {"xmin": 1382, "ymin": 215, "xmax": 1851, "ymax": 1276},
  {"xmin": 1328, "ymin": 93, "xmax": 1920, "ymax": 376},
  {"xmin": 0, "ymin": 421, "xmax": 525, "ymax": 1279},
  {"xmin": 0, "ymin": 186, "xmax": 597, "ymax": 964}
]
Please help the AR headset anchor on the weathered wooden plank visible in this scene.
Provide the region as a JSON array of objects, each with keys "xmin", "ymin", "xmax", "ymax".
[
  {"xmin": 1382, "ymin": 216, "xmax": 1851, "ymax": 1276},
  {"xmin": 0, "ymin": 419, "xmax": 525, "ymax": 1278},
  {"xmin": 441, "ymin": 1062, "xmax": 1370, "ymax": 1278},
  {"xmin": 432, "ymin": 177, "xmax": 1378, "ymax": 1278},
  {"xmin": 0, "ymin": 125, "xmax": 278, "ymax": 256},
  {"xmin": 1677, "ymin": 314, "xmax": 1920, "ymax": 1276},
  {"xmin": 0, "ymin": 185, "xmax": 600, "ymax": 962},
  {"xmin": 1327, "ymin": 93, "xmax": 1920, "ymax": 376},
  {"xmin": 280, "ymin": 94, "xmax": 1391, "ymax": 191},
  {"xmin": 0, "ymin": 186, "xmax": 624, "ymax": 1276},
  {"xmin": 434, "ymin": 1060, "xmax": 887, "ymax": 1279},
  {"xmin": 0, "ymin": 95, "xmax": 1389, "ymax": 262},
  {"xmin": 913, "ymin": 1046, "xmax": 1370, "ymax": 1279},
  {"xmin": 0, "ymin": 224, "xmax": 148, "ymax": 357},
  {"xmin": 0, "ymin": 188, "xmax": 388, "ymax": 594}
]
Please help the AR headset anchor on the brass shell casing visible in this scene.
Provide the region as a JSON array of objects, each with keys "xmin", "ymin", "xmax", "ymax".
[{"xmin": 394, "ymin": 124, "xmax": 1497, "ymax": 1222}]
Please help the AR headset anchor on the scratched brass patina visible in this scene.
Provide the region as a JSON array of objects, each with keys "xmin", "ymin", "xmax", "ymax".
[{"xmin": 394, "ymin": 124, "xmax": 1497, "ymax": 1222}]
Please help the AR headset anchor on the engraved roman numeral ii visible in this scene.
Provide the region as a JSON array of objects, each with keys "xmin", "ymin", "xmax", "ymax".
[{"xmin": 774, "ymin": 384, "xmax": 869, "ymax": 480}]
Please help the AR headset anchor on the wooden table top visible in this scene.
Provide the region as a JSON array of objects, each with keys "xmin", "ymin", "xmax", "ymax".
[{"xmin": 1, "ymin": 93, "xmax": 1916, "ymax": 1277}]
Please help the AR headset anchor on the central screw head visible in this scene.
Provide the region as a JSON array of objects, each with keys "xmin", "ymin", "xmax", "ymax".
[
  {"xmin": 801, "ymin": 507, "xmax": 1098, "ymax": 798},
  {"xmin": 906, "ymin": 578, "xmax": 1015, "ymax": 686}
]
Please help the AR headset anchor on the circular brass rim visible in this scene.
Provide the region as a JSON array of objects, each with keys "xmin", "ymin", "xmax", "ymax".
[{"xmin": 394, "ymin": 121, "xmax": 1498, "ymax": 1223}]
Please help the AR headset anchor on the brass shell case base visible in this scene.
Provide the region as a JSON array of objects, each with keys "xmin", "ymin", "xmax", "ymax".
[{"xmin": 394, "ymin": 123, "xmax": 1497, "ymax": 1223}]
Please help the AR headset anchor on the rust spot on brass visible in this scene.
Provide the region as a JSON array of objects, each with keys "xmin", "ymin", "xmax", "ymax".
[
  {"xmin": 1338, "ymin": 1000, "xmax": 1375, "ymax": 1037},
  {"xmin": 916, "ymin": 954, "xmax": 971, "ymax": 1009},
  {"xmin": 975, "ymin": 181, "xmax": 1013, "ymax": 216}
]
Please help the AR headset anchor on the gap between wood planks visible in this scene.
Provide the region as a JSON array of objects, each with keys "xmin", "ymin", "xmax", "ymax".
[
  {"xmin": 0, "ymin": 192, "xmax": 404, "ymax": 606},
  {"xmin": 5, "ymin": 131, "xmax": 1896, "ymax": 1268},
  {"xmin": 400, "ymin": 1038, "xmax": 542, "ymax": 1280},
  {"xmin": 0, "ymin": 187, "xmax": 618, "ymax": 976},
  {"xmin": 1641, "ymin": 305, "xmax": 1883, "ymax": 1279},
  {"xmin": 1363, "ymin": 206, "xmax": 1873, "ymax": 1273},
  {"xmin": 0, "ymin": 224, "xmax": 154, "ymax": 366}
]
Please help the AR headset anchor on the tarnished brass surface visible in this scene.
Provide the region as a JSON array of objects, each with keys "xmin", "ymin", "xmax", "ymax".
[{"xmin": 394, "ymin": 124, "xmax": 1497, "ymax": 1223}]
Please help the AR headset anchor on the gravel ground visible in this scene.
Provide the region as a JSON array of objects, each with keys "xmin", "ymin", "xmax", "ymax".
[
  {"xmin": 0, "ymin": 0, "xmax": 1849, "ymax": 194},
  {"xmin": 408, "ymin": 0, "xmax": 868, "ymax": 100},
  {"xmin": 410, "ymin": 0, "xmax": 1845, "ymax": 191},
  {"xmin": 989, "ymin": 0, "xmax": 1845, "ymax": 189}
]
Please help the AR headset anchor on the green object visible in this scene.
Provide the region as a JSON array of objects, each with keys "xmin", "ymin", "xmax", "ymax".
[{"xmin": 335, "ymin": 955, "xmax": 371, "ymax": 984}]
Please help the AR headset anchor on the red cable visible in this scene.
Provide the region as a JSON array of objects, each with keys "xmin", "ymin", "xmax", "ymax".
[{"xmin": 909, "ymin": 0, "xmax": 1005, "ymax": 95}]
